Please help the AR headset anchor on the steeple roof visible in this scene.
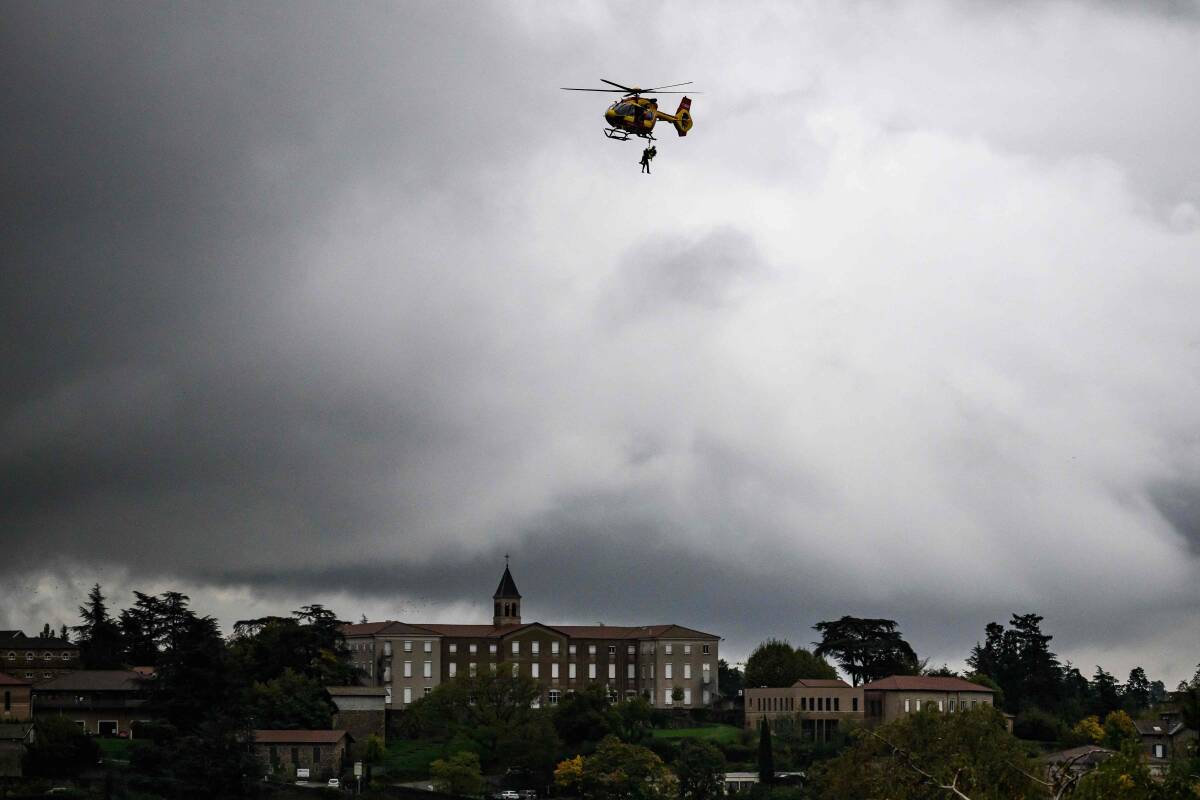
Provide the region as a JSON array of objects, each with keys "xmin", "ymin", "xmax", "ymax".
[{"xmin": 493, "ymin": 564, "xmax": 521, "ymax": 599}]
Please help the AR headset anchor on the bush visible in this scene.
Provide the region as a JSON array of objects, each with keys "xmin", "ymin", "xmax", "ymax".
[
  {"xmin": 22, "ymin": 716, "xmax": 100, "ymax": 778},
  {"xmin": 721, "ymin": 743, "xmax": 755, "ymax": 765},
  {"xmin": 688, "ymin": 708, "xmax": 714, "ymax": 724},
  {"xmin": 647, "ymin": 737, "xmax": 680, "ymax": 764},
  {"xmin": 1013, "ymin": 708, "xmax": 1064, "ymax": 742}
]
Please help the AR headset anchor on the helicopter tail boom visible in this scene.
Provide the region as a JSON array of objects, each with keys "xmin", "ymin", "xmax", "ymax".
[{"xmin": 657, "ymin": 97, "xmax": 693, "ymax": 137}]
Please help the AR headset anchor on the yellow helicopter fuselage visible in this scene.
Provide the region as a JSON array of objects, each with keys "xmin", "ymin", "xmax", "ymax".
[{"xmin": 604, "ymin": 96, "xmax": 693, "ymax": 139}]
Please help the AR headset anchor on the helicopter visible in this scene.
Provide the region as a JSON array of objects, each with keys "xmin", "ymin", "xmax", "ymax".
[{"xmin": 560, "ymin": 79, "xmax": 696, "ymax": 142}]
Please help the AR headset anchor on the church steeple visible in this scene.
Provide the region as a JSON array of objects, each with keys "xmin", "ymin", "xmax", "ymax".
[{"xmin": 492, "ymin": 556, "xmax": 522, "ymax": 627}]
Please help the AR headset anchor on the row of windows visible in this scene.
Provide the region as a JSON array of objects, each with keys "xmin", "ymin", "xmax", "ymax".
[
  {"xmin": 753, "ymin": 695, "xmax": 856, "ymax": 713},
  {"xmin": 352, "ymin": 639, "xmax": 712, "ymax": 658},
  {"xmin": 5, "ymin": 652, "xmax": 75, "ymax": 661},
  {"xmin": 903, "ymin": 698, "xmax": 985, "ymax": 713},
  {"xmin": 386, "ymin": 684, "xmax": 713, "ymax": 709}
]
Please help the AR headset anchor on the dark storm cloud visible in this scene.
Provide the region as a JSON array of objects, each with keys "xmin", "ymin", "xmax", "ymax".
[{"xmin": 3, "ymin": 0, "xmax": 1200, "ymax": 684}]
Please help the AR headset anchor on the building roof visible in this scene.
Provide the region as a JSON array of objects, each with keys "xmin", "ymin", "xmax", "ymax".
[
  {"xmin": 863, "ymin": 676, "xmax": 996, "ymax": 693},
  {"xmin": 326, "ymin": 686, "xmax": 389, "ymax": 696},
  {"xmin": 1134, "ymin": 719, "xmax": 1184, "ymax": 736},
  {"xmin": 254, "ymin": 729, "xmax": 349, "ymax": 744},
  {"xmin": 341, "ymin": 621, "xmax": 443, "ymax": 638},
  {"xmin": 0, "ymin": 673, "xmax": 31, "ymax": 687},
  {"xmin": 793, "ymin": 678, "xmax": 851, "ymax": 689},
  {"xmin": 1042, "ymin": 745, "xmax": 1114, "ymax": 766},
  {"xmin": 33, "ymin": 670, "xmax": 143, "ymax": 692},
  {"xmin": 344, "ymin": 619, "xmax": 720, "ymax": 641},
  {"xmin": 493, "ymin": 565, "xmax": 521, "ymax": 599},
  {"xmin": 0, "ymin": 723, "xmax": 35, "ymax": 742},
  {"xmin": 0, "ymin": 631, "xmax": 24, "ymax": 639},
  {"xmin": 0, "ymin": 636, "xmax": 78, "ymax": 650}
]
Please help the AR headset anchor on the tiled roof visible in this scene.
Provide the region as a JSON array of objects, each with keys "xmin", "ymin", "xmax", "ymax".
[
  {"xmin": 325, "ymin": 686, "xmax": 388, "ymax": 696},
  {"xmin": 0, "ymin": 636, "xmax": 78, "ymax": 649},
  {"xmin": 254, "ymin": 729, "xmax": 349, "ymax": 744},
  {"xmin": 0, "ymin": 724, "xmax": 35, "ymax": 742},
  {"xmin": 793, "ymin": 678, "xmax": 851, "ymax": 688},
  {"xmin": 1042, "ymin": 745, "xmax": 1114, "ymax": 765},
  {"xmin": 863, "ymin": 676, "xmax": 996, "ymax": 693},
  {"xmin": 0, "ymin": 673, "xmax": 31, "ymax": 686},
  {"xmin": 1134, "ymin": 719, "xmax": 1183, "ymax": 736},
  {"xmin": 33, "ymin": 670, "xmax": 143, "ymax": 692},
  {"xmin": 344, "ymin": 620, "xmax": 719, "ymax": 640},
  {"xmin": 415, "ymin": 623, "xmax": 522, "ymax": 638},
  {"xmin": 342, "ymin": 621, "xmax": 443, "ymax": 637}
]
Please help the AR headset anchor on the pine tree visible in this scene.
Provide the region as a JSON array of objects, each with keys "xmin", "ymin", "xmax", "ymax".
[
  {"xmin": 74, "ymin": 584, "xmax": 124, "ymax": 669},
  {"xmin": 757, "ymin": 719, "xmax": 774, "ymax": 785}
]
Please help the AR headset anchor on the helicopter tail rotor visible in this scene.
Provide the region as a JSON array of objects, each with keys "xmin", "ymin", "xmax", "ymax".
[{"xmin": 671, "ymin": 97, "xmax": 693, "ymax": 136}]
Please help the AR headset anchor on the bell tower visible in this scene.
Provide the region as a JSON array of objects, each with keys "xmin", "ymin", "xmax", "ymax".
[{"xmin": 492, "ymin": 556, "xmax": 522, "ymax": 627}]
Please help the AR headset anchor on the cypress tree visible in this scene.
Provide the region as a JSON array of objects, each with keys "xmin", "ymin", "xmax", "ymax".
[{"xmin": 757, "ymin": 718, "xmax": 774, "ymax": 785}]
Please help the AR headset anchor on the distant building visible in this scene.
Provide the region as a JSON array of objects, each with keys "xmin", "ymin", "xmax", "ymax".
[
  {"xmin": 743, "ymin": 678, "xmax": 865, "ymax": 739},
  {"xmin": 1041, "ymin": 745, "xmax": 1114, "ymax": 780},
  {"xmin": 0, "ymin": 633, "xmax": 81, "ymax": 684},
  {"xmin": 254, "ymin": 729, "xmax": 350, "ymax": 781},
  {"xmin": 343, "ymin": 563, "xmax": 720, "ymax": 711},
  {"xmin": 32, "ymin": 670, "xmax": 151, "ymax": 736},
  {"xmin": 326, "ymin": 686, "xmax": 386, "ymax": 758},
  {"xmin": 724, "ymin": 771, "xmax": 805, "ymax": 793},
  {"xmin": 1135, "ymin": 718, "xmax": 1197, "ymax": 775},
  {"xmin": 0, "ymin": 674, "xmax": 32, "ymax": 722},
  {"xmin": 862, "ymin": 675, "xmax": 1002, "ymax": 727}
]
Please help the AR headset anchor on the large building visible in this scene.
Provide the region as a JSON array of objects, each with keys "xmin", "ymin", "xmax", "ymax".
[
  {"xmin": 0, "ymin": 632, "xmax": 81, "ymax": 684},
  {"xmin": 343, "ymin": 564, "xmax": 720, "ymax": 710},
  {"xmin": 744, "ymin": 678, "xmax": 864, "ymax": 738},
  {"xmin": 33, "ymin": 670, "xmax": 152, "ymax": 736}
]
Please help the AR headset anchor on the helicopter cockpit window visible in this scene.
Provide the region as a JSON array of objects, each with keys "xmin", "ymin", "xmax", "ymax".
[{"xmin": 615, "ymin": 103, "xmax": 637, "ymax": 117}]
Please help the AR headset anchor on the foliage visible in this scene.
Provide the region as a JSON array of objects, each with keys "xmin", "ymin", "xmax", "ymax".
[
  {"xmin": 812, "ymin": 617, "xmax": 919, "ymax": 686},
  {"xmin": 578, "ymin": 736, "xmax": 677, "ymax": 800},
  {"xmin": 1064, "ymin": 740, "xmax": 1200, "ymax": 800},
  {"xmin": 744, "ymin": 639, "xmax": 837, "ymax": 688},
  {"xmin": 430, "ymin": 751, "xmax": 484, "ymax": 797},
  {"xmin": 1123, "ymin": 667, "xmax": 1151, "ymax": 714},
  {"xmin": 229, "ymin": 604, "xmax": 356, "ymax": 687},
  {"xmin": 555, "ymin": 755, "xmax": 585, "ymax": 794},
  {"xmin": 1070, "ymin": 715, "xmax": 1105, "ymax": 745},
  {"xmin": 814, "ymin": 705, "xmax": 1044, "ymax": 800},
  {"xmin": 363, "ymin": 734, "xmax": 386, "ymax": 764},
  {"xmin": 757, "ymin": 719, "xmax": 775, "ymax": 785},
  {"xmin": 1013, "ymin": 707, "xmax": 1065, "ymax": 742},
  {"xmin": 1091, "ymin": 666, "xmax": 1123, "ymax": 718},
  {"xmin": 1177, "ymin": 677, "xmax": 1200, "ymax": 731},
  {"xmin": 718, "ymin": 659, "xmax": 744, "ymax": 701},
  {"xmin": 611, "ymin": 695, "xmax": 654, "ymax": 744},
  {"xmin": 675, "ymin": 739, "xmax": 726, "ymax": 800},
  {"xmin": 967, "ymin": 613, "xmax": 1062, "ymax": 714},
  {"xmin": 74, "ymin": 583, "xmax": 125, "ymax": 669},
  {"xmin": 554, "ymin": 683, "xmax": 615, "ymax": 746},
  {"xmin": 23, "ymin": 715, "xmax": 100, "ymax": 777},
  {"xmin": 247, "ymin": 667, "xmax": 333, "ymax": 729},
  {"xmin": 1102, "ymin": 710, "xmax": 1140, "ymax": 750}
]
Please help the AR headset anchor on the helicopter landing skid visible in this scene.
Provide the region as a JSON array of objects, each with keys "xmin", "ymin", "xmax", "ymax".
[{"xmin": 603, "ymin": 128, "xmax": 654, "ymax": 142}]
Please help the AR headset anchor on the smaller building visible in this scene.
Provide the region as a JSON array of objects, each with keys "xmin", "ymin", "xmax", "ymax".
[
  {"xmin": 254, "ymin": 730, "xmax": 350, "ymax": 781},
  {"xmin": 743, "ymin": 678, "xmax": 865, "ymax": 740},
  {"xmin": 0, "ymin": 674, "xmax": 32, "ymax": 722},
  {"xmin": 862, "ymin": 676, "xmax": 998, "ymax": 726},
  {"xmin": 1135, "ymin": 719, "xmax": 1197, "ymax": 775},
  {"xmin": 0, "ymin": 633, "xmax": 81, "ymax": 684},
  {"xmin": 0, "ymin": 723, "xmax": 36, "ymax": 778},
  {"xmin": 33, "ymin": 670, "xmax": 151, "ymax": 736},
  {"xmin": 723, "ymin": 771, "xmax": 805, "ymax": 793},
  {"xmin": 327, "ymin": 686, "xmax": 386, "ymax": 758}
]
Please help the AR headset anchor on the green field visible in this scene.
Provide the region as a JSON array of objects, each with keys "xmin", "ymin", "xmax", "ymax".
[
  {"xmin": 98, "ymin": 737, "xmax": 135, "ymax": 761},
  {"xmin": 650, "ymin": 724, "xmax": 743, "ymax": 745},
  {"xmin": 381, "ymin": 738, "xmax": 446, "ymax": 778}
]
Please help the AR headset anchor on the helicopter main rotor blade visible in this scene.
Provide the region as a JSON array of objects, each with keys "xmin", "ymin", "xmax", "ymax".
[
  {"xmin": 642, "ymin": 81, "xmax": 693, "ymax": 92},
  {"xmin": 560, "ymin": 87, "xmax": 628, "ymax": 92},
  {"xmin": 600, "ymin": 78, "xmax": 638, "ymax": 92}
]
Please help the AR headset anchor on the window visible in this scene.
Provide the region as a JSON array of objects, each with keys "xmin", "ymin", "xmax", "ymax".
[
  {"xmin": 627, "ymin": 645, "xmax": 635, "ymax": 655},
  {"xmin": 489, "ymin": 663, "xmax": 497, "ymax": 674},
  {"xmin": 512, "ymin": 663, "xmax": 520, "ymax": 677},
  {"xmin": 403, "ymin": 640, "xmax": 412, "ymax": 652},
  {"xmin": 424, "ymin": 687, "xmax": 431, "ymax": 696},
  {"xmin": 512, "ymin": 641, "xmax": 520, "ymax": 655},
  {"xmin": 588, "ymin": 663, "xmax": 596, "ymax": 679},
  {"xmin": 684, "ymin": 644, "xmax": 691, "ymax": 655},
  {"xmin": 403, "ymin": 661, "xmax": 412, "ymax": 678},
  {"xmin": 43, "ymin": 672, "xmax": 51, "ymax": 679},
  {"xmin": 532, "ymin": 641, "xmax": 540, "ymax": 655},
  {"xmin": 664, "ymin": 644, "xmax": 673, "ymax": 655},
  {"xmin": 608, "ymin": 663, "xmax": 616, "ymax": 679},
  {"xmin": 449, "ymin": 643, "xmax": 457, "ymax": 654},
  {"xmin": 423, "ymin": 661, "xmax": 432, "ymax": 678},
  {"xmin": 449, "ymin": 663, "xmax": 457, "ymax": 678},
  {"xmin": 469, "ymin": 643, "xmax": 477, "ymax": 654},
  {"xmin": 1154, "ymin": 744, "xmax": 1165, "ymax": 759},
  {"xmin": 569, "ymin": 663, "xmax": 577, "ymax": 679},
  {"xmin": 852, "ymin": 697, "xmax": 859, "ymax": 712},
  {"xmin": 949, "ymin": 700, "xmax": 956, "ymax": 712},
  {"xmin": 971, "ymin": 700, "xmax": 978, "ymax": 709},
  {"xmin": 313, "ymin": 746, "xmax": 321, "ymax": 763},
  {"xmin": 552, "ymin": 663, "xmax": 559, "ymax": 679},
  {"xmin": 552, "ymin": 641, "xmax": 560, "ymax": 655},
  {"xmin": 834, "ymin": 697, "xmax": 840, "ymax": 711},
  {"xmin": 403, "ymin": 687, "xmax": 412, "ymax": 705},
  {"xmin": 469, "ymin": 662, "xmax": 477, "ymax": 677},
  {"xmin": 627, "ymin": 664, "xmax": 635, "ymax": 679},
  {"xmin": 569, "ymin": 644, "xmax": 577, "ymax": 655},
  {"xmin": 25, "ymin": 653, "xmax": 32, "ymax": 660},
  {"xmin": 664, "ymin": 689, "xmax": 672, "ymax": 706},
  {"xmin": 937, "ymin": 700, "xmax": 943, "ymax": 712},
  {"xmin": 683, "ymin": 664, "xmax": 691, "ymax": 679},
  {"xmin": 702, "ymin": 644, "xmax": 710, "ymax": 655},
  {"xmin": 489, "ymin": 644, "xmax": 497, "ymax": 655},
  {"xmin": 588, "ymin": 644, "xmax": 596, "ymax": 655},
  {"xmin": 3, "ymin": 691, "xmax": 9, "ymax": 711},
  {"xmin": 608, "ymin": 645, "xmax": 616, "ymax": 655},
  {"xmin": 24, "ymin": 673, "xmax": 32, "ymax": 679},
  {"xmin": 548, "ymin": 689, "xmax": 561, "ymax": 706},
  {"xmin": 702, "ymin": 689, "xmax": 710, "ymax": 704},
  {"xmin": 5, "ymin": 652, "xmax": 12, "ymax": 661},
  {"xmin": 904, "ymin": 699, "xmax": 911, "ymax": 713},
  {"xmin": 292, "ymin": 747, "xmax": 299, "ymax": 763},
  {"xmin": 44, "ymin": 652, "xmax": 51, "ymax": 659},
  {"xmin": 424, "ymin": 641, "xmax": 432, "ymax": 653},
  {"xmin": 801, "ymin": 697, "xmax": 808, "ymax": 711},
  {"xmin": 665, "ymin": 663, "xmax": 673, "ymax": 679},
  {"xmin": 683, "ymin": 689, "xmax": 692, "ymax": 705}
]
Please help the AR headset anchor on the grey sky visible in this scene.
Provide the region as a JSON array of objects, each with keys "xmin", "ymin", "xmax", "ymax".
[{"xmin": 2, "ymin": 1, "xmax": 1199, "ymax": 684}]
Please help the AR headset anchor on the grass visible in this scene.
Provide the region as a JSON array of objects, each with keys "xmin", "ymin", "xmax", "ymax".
[
  {"xmin": 98, "ymin": 737, "xmax": 135, "ymax": 761},
  {"xmin": 650, "ymin": 724, "xmax": 743, "ymax": 745},
  {"xmin": 381, "ymin": 738, "xmax": 446, "ymax": 779}
]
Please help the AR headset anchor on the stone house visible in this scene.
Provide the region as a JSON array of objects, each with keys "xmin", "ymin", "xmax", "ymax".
[
  {"xmin": 254, "ymin": 729, "xmax": 350, "ymax": 781},
  {"xmin": 327, "ymin": 686, "xmax": 386, "ymax": 758},
  {"xmin": 32, "ymin": 670, "xmax": 152, "ymax": 736},
  {"xmin": 862, "ymin": 675, "xmax": 1002, "ymax": 727}
]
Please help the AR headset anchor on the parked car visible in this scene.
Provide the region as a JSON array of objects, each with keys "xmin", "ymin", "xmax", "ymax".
[
  {"xmin": 494, "ymin": 791, "xmax": 519, "ymax": 800},
  {"xmin": 328, "ymin": 778, "xmax": 341, "ymax": 789},
  {"xmin": 519, "ymin": 791, "xmax": 537, "ymax": 800}
]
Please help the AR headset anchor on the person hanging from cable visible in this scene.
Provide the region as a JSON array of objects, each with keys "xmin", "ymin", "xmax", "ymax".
[{"xmin": 640, "ymin": 144, "xmax": 657, "ymax": 174}]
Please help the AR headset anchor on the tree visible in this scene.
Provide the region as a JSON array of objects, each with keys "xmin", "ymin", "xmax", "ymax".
[
  {"xmin": 1102, "ymin": 710, "xmax": 1139, "ymax": 750},
  {"xmin": 1178, "ymin": 682, "xmax": 1200, "ymax": 731},
  {"xmin": 676, "ymin": 739, "xmax": 726, "ymax": 800},
  {"xmin": 22, "ymin": 715, "xmax": 100, "ymax": 777},
  {"xmin": 58, "ymin": 624, "xmax": 69, "ymax": 642},
  {"xmin": 745, "ymin": 639, "xmax": 839, "ymax": 688},
  {"xmin": 812, "ymin": 617, "xmax": 919, "ymax": 686},
  {"xmin": 814, "ymin": 705, "xmax": 1044, "ymax": 800},
  {"xmin": 228, "ymin": 604, "xmax": 356, "ymax": 687},
  {"xmin": 757, "ymin": 719, "xmax": 775, "ymax": 785},
  {"xmin": 554, "ymin": 683, "xmax": 615, "ymax": 747},
  {"xmin": 718, "ymin": 659, "xmax": 744, "ymax": 701},
  {"xmin": 1123, "ymin": 667, "xmax": 1151, "ymax": 714},
  {"xmin": 431, "ymin": 751, "xmax": 485, "ymax": 796},
  {"xmin": 578, "ymin": 736, "xmax": 676, "ymax": 800},
  {"xmin": 611, "ymin": 695, "xmax": 653, "ymax": 744},
  {"xmin": 1091, "ymin": 667, "xmax": 1122, "ymax": 718},
  {"xmin": 74, "ymin": 583, "xmax": 124, "ymax": 668},
  {"xmin": 555, "ymin": 755, "xmax": 585, "ymax": 795},
  {"xmin": 1070, "ymin": 715, "xmax": 1105, "ymax": 745},
  {"xmin": 246, "ymin": 668, "xmax": 333, "ymax": 729},
  {"xmin": 967, "ymin": 614, "xmax": 1062, "ymax": 714}
]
